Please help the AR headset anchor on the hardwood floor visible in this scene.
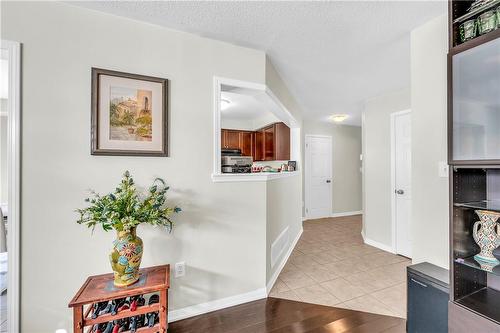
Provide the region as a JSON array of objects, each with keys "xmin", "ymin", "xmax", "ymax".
[{"xmin": 168, "ymin": 297, "xmax": 406, "ymax": 333}]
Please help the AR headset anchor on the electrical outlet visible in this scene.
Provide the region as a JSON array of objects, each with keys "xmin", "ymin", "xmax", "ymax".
[{"xmin": 175, "ymin": 262, "xmax": 185, "ymax": 278}]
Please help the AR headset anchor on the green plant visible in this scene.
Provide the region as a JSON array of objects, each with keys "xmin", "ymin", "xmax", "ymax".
[{"xmin": 76, "ymin": 171, "xmax": 181, "ymax": 233}]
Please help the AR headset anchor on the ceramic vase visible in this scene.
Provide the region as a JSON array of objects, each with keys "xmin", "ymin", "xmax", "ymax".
[
  {"xmin": 109, "ymin": 227, "xmax": 143, "ymax": 287},
  {"xmin": 472, "ymin": 210, "xmax": 500, "ymax": 264}
]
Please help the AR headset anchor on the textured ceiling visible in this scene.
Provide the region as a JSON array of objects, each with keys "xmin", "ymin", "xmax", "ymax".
[{"xmin": 72, "ymin": 1, "xmax": 447, "ymax": 125}]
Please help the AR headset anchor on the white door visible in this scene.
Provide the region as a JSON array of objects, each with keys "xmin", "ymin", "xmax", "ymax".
[
  {"xmin": 305, "ymin": 135, "xmax": 332, "ymax": 219},
  {"xmin": 392, "ymin": 111, "xmax": 412, "ymax": 258}
]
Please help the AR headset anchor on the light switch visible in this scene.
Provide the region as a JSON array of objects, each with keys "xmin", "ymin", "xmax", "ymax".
[{"xmin": 438, "ymin": 162, "xmax": 449, "ymax": 178}]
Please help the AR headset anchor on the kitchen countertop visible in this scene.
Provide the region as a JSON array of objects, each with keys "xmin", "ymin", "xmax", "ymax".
[{"xmin": 212, "ymin": 171, "xmax": 300, "ymax": 183}]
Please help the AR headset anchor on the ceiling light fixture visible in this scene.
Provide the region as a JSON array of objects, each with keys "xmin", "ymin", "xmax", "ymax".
[
  {"xmin": 330, "ymin": 114, "xmax": 349, "ymax": 123},
  {"xmin": 221, "ymin": 98, "xmax": 231, "ymax": 110}
]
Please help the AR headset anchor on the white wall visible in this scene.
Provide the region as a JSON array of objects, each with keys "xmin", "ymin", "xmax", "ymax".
[
  {"xmin": 303, "ymin": 121, "xmax": 362, "ymax": 215},
  {"xmin": 410, "ymin": 14, "xmax": 449, "ymax": 269},
  {"xmin": 266, "ymin": 175, "xmax": 302, "ymax": 284},
  {"xmin": 362, "ymin": 89, "xmax": 410, "ymax": 247},
  {"xmin": 1, "ymin": 2, "xmax": 303, "ymax": 331},
  {"xmin": 0, "ymin": 103, "xmax": 7, "ymax": 203}
]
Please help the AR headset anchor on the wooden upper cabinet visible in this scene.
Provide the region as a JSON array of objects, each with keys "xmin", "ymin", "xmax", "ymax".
[
  {"xmin": 239, "ymin": 131, "xmax": 254, "ymax": 157},
  {"xmin": 221, "ymin": 122, "xmax": 290, "ymax": 161},
  {"xmin": 274, "ymin": 122, "xmax": 291, "ymax": 160},
  {"xmin": 222, "ymin": 130, "xmax": 241, "ymax": 149},
  {"xmin": 254, "ymin": 131, "xmax": 264, "ymax": 161},
  {"xmin": 263, "ymin": 126, "xmax": 275, "ymax": 161}
]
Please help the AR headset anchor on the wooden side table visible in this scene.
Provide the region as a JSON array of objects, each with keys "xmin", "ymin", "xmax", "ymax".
[{"xmin": 68, "ymin": 265, "xmax": 170, "ymax": 333}]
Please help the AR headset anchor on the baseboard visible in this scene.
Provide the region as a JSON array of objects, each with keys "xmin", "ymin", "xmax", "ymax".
[
  {"xmin": 331, "ymin": 210, "xmax": 363, "ymax": 218},
  {"xmin": 362, "ymin": 235, "xmax": 395, "ymax": 254},
  {"xmin": 266, "ymin": 227, "xmax": 303, "ymax": 294},
  {"xmin": 168, "ymin": 287, "xmax": 267, "ymax": 323}
]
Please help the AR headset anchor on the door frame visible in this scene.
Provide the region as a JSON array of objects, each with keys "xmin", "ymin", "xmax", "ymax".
[
  {"xmin": 390, "ymin": 109, "xmax": 411, "ymax": 255},
  {"xmin": 304, "ymin": 134, "xmax": 333, "ymax": 220},
  {"xmin": 2, "ymin": 39, "xmax": 21, "ymax": 333}
]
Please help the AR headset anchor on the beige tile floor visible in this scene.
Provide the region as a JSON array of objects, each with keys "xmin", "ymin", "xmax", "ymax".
[{"xmin": 270, "ymin": 215, "xmax": 411, "ymax": 318}]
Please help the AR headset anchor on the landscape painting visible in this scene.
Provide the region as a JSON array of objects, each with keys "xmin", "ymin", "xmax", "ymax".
[
  {"xmin": 92, "ymin": 68, "xmax": 168, "ymax": 156},
  {"xmin": 109, "ymin": 86, "xmax": 153, "ymax": 142}
]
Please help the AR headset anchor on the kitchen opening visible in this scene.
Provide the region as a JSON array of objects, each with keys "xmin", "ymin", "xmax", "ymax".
[{"xmin": 213, "ymin": 79, "xmax": 300, "ymax": 181}]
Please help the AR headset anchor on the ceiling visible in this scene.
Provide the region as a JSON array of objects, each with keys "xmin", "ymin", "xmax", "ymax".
[
  {"xmin": 221, "ymin": 90, "xmax": 276, "ymax": 121},
  {"xmin": 72, "ymin": 1, "xmax": 447, "ymax": 125}
]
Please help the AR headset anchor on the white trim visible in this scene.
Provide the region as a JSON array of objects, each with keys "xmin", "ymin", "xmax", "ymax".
[
  {"xmin": 331, "ymin": 210, "xmax": 363, "ymax": 218},
  {"xmin": 363, "ymin": 236, "xmax": 396, "ymax": 254},
  {"xmin": 211, "ymin": 171, "xmax": 299, "ymax": 183},
  {"xmin": 390, "ymin": 109, "xmax": 411, "ymax": 256},
  {"xmin": 304, "ymin": 135, "xmax": 333, "ymax": 219},
  {"xmin": 266, "ymin": 227, "xmax": 303, "ymax": 294},
  {"xmin": 2, "ymin": 39, "xmax": 21, "ymax": 333},
  {"xmin": 168, "ymin": 287, "xmax": 267, "ymax": 323}
]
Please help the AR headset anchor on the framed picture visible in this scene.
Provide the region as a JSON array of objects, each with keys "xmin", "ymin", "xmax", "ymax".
[{"xmin": 91, "ymin": 68, "xmax": 168, "ymax": 156}]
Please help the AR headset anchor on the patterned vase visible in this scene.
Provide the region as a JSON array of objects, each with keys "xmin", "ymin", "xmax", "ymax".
[
  {"xmin": 109, "ymin": 228, "xmax": 143, "ymax": 287},
  {"xmin": 472, "ymin": 210, "xmax": 500, "ymax": 264}
]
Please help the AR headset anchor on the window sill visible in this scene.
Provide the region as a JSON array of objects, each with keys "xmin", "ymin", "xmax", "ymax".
[{"xmin": 211, "ymin": 171, "xmax": 299, "ymax": 183}]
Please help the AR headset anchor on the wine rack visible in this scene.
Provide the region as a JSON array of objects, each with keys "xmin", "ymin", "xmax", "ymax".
[{"xmin": 69, "ymin": 265, "xmax": 170, "ymax": 333}]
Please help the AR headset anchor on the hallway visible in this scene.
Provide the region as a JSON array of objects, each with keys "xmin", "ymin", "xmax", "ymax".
[{"xmin": 270, "ymin": 215, "xmax": 410, "ymax": 318}]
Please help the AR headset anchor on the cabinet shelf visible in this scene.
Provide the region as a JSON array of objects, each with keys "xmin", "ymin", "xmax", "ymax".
[
  {"xmin": 455, "ymin": 256, "xmax": 500, "ymax": 276},
  {"xmin": 456, "ymin": 287, "xmax": 500, "ymax": 324},
  {"xmin": 453, "ymin": 0, "xmax": 500, "ymax": 24},
  {"xmin": 454, "ymin": 200, "xmax": 500, "ymax": 213}
]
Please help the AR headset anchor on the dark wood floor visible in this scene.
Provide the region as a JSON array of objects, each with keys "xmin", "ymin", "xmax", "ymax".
[{"xmin": 168, "ymin": 297, "xmax": 406, "ymax": 333}]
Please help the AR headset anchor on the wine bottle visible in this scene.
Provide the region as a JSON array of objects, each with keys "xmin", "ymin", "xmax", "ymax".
[
  {"xmin": 118, "ymin": 299, "xmax": 130, "ymax": 312},
  {"xmin": 146, "ymin": 294, "xmax": 160, "ymax": 327},
  {"xmin": 110, "ymin": 298, "xmax": 126, "ymax": 315},
  {"xmin": 102, "ymin": 321, "xmax": 114, "ymax": 333},
  {"xmin": 92, "ymin": 301, "xmax": 109, "ymax": 319}
]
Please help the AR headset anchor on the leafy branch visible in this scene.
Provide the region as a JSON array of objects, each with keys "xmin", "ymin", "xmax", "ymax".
[{"xmin": 76, "ymin": 171, "xmax": 181, "ymax": 233}]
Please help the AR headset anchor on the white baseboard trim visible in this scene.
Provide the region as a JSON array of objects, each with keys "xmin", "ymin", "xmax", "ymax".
[
  {"xmin": 168, "ymin": 287, "xmax": 267, "ymax": 323},
  {"xmin": 362, "ymin": 235, "xmax": 396, "ymax": 254},
  {"xmin": 266, "ymin": 227, "xmax": 303, "ymax": 294},
  {"xmin": 331, "ymin": 210, "xmax": 363, "ymax": 218}
]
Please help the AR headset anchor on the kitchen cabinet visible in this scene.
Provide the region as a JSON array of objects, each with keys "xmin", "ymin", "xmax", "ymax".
[
  {"xmin": 222, "ymin": 122, "xmax": 290, "ymax": 161},
  {"xmin": 254, "ymin": 131, "xmax": 264, "ymax": 161},
  {"xmin": 239, "ymin": 131, "xmax": 254, "ymax": 157},
  {"xmin": 221, "ymin": 129, "xmax": 254, "ymax": 157},
  {"xmin": 263, "ymin": 125, "xmax": 275, "ymax": 161},
  {"xmin": 255, "ymin": 122, "xmax": 290, "ymax": 161},
  {"xmin": 221, "ymin": 130, "xmax": 240, "ymax": 149}
]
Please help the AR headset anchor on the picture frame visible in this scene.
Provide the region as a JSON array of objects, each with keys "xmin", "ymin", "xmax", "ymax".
[{"xmin": 91, "ymin": 68, "xmax": 169, "ymax": 156}]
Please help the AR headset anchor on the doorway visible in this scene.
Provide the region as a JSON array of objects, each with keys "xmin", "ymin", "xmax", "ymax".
[
  {"xmin": 391, "ymin": 110, "xmax": 412, "ymax": 258},
  {"xmin": 305, "ymin": 135, "xmax": 332, "ymax": 219},
  {"xmin": 0, "ymin": 40, "xmax": 21, "ymax": 333}
]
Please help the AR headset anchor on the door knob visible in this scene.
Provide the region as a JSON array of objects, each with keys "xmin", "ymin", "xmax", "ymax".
[
  {"xmin": 395, "ymin": 189, "xmax": 404, "ymax": 195},
  {"xmin": 326, "ymin": 180, "xmax": 331, "ymax": 183}
]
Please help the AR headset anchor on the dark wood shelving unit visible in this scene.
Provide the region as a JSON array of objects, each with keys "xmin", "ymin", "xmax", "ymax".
[
  {"xmin": 449, "ymin": 0, "xmax": 500, "ymax": 52},
  {"xmin": 448, "ymin": 1, "xmax": 500, "ymax": 330},
  {"xmin": 456, "ymin": 287, "xmax": 500, "ymax": 324}
]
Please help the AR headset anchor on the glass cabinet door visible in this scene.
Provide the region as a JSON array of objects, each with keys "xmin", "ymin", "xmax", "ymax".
[{"xmin": 452, "ymin": 37, "xmax": 500, "ymax": 162}]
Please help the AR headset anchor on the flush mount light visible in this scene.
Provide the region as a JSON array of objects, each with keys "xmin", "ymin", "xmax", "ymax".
[
  {"xmin": 220, "ymin": 98, "xmax": 231, "ymax": 110},
  {"xmin": 330, "ymin": 114, "xmax": 349, "ymax": 123}
]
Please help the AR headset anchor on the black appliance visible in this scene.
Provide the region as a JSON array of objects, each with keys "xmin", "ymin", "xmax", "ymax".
[{"xmin": 407, "ymin": 262, "xmax": 449, "ymax": 333}]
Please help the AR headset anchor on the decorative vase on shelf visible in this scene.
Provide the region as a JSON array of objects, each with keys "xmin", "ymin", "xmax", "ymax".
[
  {"xmin": 472, "ymin": 210, "xmax": 500, "ymax": 264},
  {"xmin": 110, "ymin": 227, "xmax": 143, "ymax": 287}
]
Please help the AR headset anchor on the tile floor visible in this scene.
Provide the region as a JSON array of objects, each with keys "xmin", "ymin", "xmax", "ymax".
[{"xmin": 270, "ymin": 215, "xmax": 411, "ymax": 318}]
